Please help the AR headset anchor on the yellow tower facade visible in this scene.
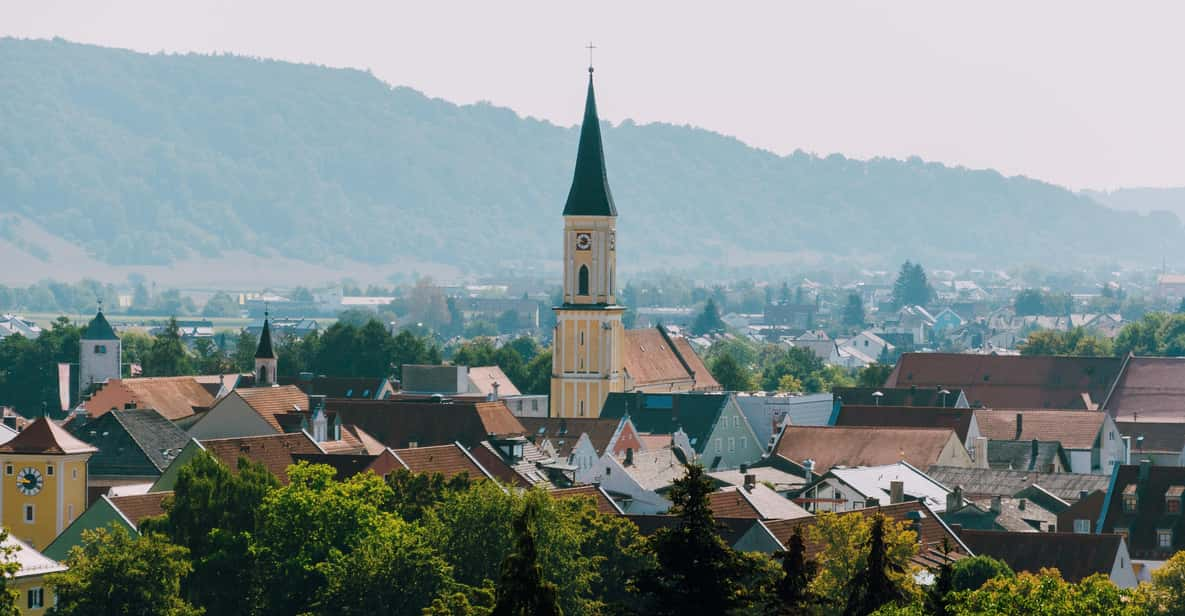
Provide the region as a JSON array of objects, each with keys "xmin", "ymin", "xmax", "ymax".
[
  {"xmin": 0, "ymin": 418, "xmax": 96, "ymax": 550},
  {"xmin": 550, "ymin": 67, "xmax": 626, "ymax": 418}
]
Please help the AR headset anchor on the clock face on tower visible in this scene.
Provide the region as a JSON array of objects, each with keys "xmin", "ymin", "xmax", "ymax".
[
  {"xmin": 17, "ymin": 467, "xmax": 43, "ymax": 496},
  {"xmin": 575, "ymin": 232, "xmax": 592, "ymax": 251}
]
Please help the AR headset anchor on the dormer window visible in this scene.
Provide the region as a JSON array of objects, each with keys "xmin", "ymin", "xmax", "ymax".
[
  {"xmin": 1123, "ymin": 484, "xmax": 1138, "ymax": 513},
  {"xmin": 1167, "ymin": 486, "xmax": 1184, "ymax": 514},
  {"xmin": 1160, "ymin": 529, "xmax": 1174, "ymax": 549}
]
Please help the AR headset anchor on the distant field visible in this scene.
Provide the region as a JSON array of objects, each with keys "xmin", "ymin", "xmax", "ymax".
[{"xmin": 23, "ymin": 313, "xmax": 256, "ymax": 334}]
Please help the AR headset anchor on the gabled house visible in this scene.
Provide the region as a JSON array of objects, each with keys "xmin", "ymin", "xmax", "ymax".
[
  {"xmin": 1103, "ymin": 356, "xmax": 1185, "ymax": 421},
  {"xmin": 185, "ymin": 385, "xmax": 309, "ymax": 440},
  {"xmin": 796, "ymin": 462, "xmax": 953, "ymax": 514},
  {"xmin": 773, "ymin": 425, "xmax": 973, "ymax": 475},
  {"xmin": 3, "ymin": 535, "xmax": 66, "ymax": 614},
  {"xmin": 839, "ymin": 331, "xmax": 896, "ymax": 364},
  {"xmin": 44, "ymin": 491, "xmax": 171, "ymax": 561},
  {"xmin": 470, "ymin": 437, "xmax": 574, "ymax": 489},
  {"xmin": 974, "ymin": 409, "xmax": 1124, "ymax": 474},
  {"xmin": 706, "ymin": 482, "xmax": 812, "ymax": 521},
  {"xmin": 327, "ymin": 399, "xmax": 526, "ymax": 449},
  {"xmin": 1117, "ymin": 421, "xmax": 1185, "ymax": 466},
  {"xmin": 959, "ymin": 530, "xmax": 1137, "ymax": 588},
  {"xmin": 65, "ymin": 408, "xmax": 190, "ymax": 489},
  {"xmin": 942, "ymin": 490, "xmax": 1059, "ymax": 533},
  {"xmin": 80, "ymin": 376, "xmax": 215, "ymax": 421},
  {"xmin": 829, "ymin": 405, "xmax": 980, "ymax": 451},
  {"xmin": 598, "ymin": 392, "xmax": 763, "ymax": 471},
  {"xmin": 1098, "ymin": 462, "xmax": 1185, "ymax": 563},
  {"xmin": 887, "ymin": 353, "xmax": 1124, "ymax": 409},
  {"xmin": 588, "ymin": 447, "xmax": 711, "ymax": 514},
  {"xmin": 622, "ymin": 326, "xmax": 722, "ymax": 393},
  {"xmin": 932, "ymin": 308, "xmax": 966, "ymax": 336},
  {"xmin": 520, "ymin": 416, "xmax": 643, "ymax": 483},
  {"xmin": 151, "ymin": 431, "xmax": 323, "ymax": 491}
]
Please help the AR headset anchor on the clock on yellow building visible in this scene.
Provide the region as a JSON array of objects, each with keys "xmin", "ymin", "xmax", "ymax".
[{"xmin": 0, "ymin": 417, "xmax": 97, "ymax": 550}]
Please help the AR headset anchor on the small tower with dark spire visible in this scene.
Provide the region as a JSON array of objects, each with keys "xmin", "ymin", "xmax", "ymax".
[
  {"xmin": 550, "ymin": 59, "xmax": 626, "ymax": 418},
  {"xmin": 79, "ymin": 303, "xmax": 121, "ymax": 395},
  {"xmin": 254, "ymin": 312, "xmax": 277, "ymax": 387}
]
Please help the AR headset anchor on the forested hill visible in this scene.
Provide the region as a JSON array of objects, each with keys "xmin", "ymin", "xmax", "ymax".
[{"xmin": 2, "ymin": 37, "xmax": 1181, "ymax": 272}]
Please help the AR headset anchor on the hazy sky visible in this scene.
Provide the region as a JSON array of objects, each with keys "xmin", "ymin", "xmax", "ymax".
[{"xmin": 4, "ymin": 1, "xmax": 1183, "ymax": 190}]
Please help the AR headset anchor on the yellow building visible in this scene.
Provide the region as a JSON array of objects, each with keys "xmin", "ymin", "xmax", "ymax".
[
  {"xmin": 2, "ymin": 534, "xmax": 66, "ymax": 614},
  {"xmin": 550, "ymin": 66, "xmax": 627, "ymax": 419},
  {"xmin": 0, "ymin": 418, "xmax": 96, "ymax": 551}
]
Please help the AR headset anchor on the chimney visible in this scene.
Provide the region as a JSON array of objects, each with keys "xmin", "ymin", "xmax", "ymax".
[
  {"xmin": 975, "ymin": 436, "xmax": 989, "ymax": 469},
  {"xmin": 803, "ymin": 458, "xmax": 816, "ymax": 478},
  {"xmin": 946, "ymin": 485, "xmax": 963, "ymax": 512},
  {"xmin": 624, "ymin": 448, "xmax": 634, "ymax": 467},
  {"xmin": 1015, "ymin": 413, "xmax": 1024, "ymax": 440},
  {"xmin": 1079, "ymin": 490, "xmax": 1089, "ymax": 501},
  {"xmin": 1122, "ymin": 435, "xmax": 1132, "ymax": 464},
  {"xmin": 990, "ymin": 495, "xmax": 1002, "ymax": 513},
  {"xmin": 1139, "ymin": 458, "xmax": 1153, "ymax": 484},
  {"xmin": 1018, "ymin": 498, "xmax": 1026, "ymax": 511},
  {"xmin": 890, "ymin": 480, "xmax": 904, "ymax": 504},
  {"xmin": 1030, "ymin": 438, "xmax": 1040, "ymax": 471},
  {"xmin": 744, "ymin": 473, "xmax": 757, "ymax": 492},
  {"xmin": 309, "ymin": 394, "xmax": 327, "ymax": 415},
  {"xmin": 490, "ymin": 381, "xmax": 501, "ymax": 402}
]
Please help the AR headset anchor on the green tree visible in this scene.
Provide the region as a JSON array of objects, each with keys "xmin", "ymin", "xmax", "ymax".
[
  {"xmin": 1019, "ymin": 328, "xmax": 1113, "ymax": 357},
  {"xmin": 946, "ymin": 570, "xmax": 1147, "ymax": 616},
  {"xmin": 1149, "ymin": 549, "xmax": 1185, "ymax": 613},
  {"xmin": 891, "ymin": 261, "xmax": 933, "ymax": 308},
  {"xmin": 773, "ymin": 525, "xmax": 816, "ymax": 613},
  {"xmin": 710, "ymin": 352, "xmax": 755, "ymax": 392},
  {"xmin": 522, "ymin": 349, "xmax": 553, "ymax": 395},
  {"xmin": 232, "ymin": 330, "xmax": 258, "ymax": 372},
  {"xmin": 141, "ymin": 451, "xmax": 278, "ymax": 615},
  {"xmin": 497, "ymin": 310, "xmax": 521, "ymax": 334},
  {"xmin": 761, "ymin": 347, "xmax": 825, "ymax": 392},
  {"xmin": 0, "ymin": 528, "xmax": 21, "ymax": 616},
  {"xmin": 949, "ymin": 555, "xmax": 1014, "ymax": 592},
  {"xmin": 639, "ymin": 464, "xmax": 761, "ymax": 615},
  {"xmin": 201, "ymin": 292, "xmax": 240, "ymax": 317},
  {"xmin": 388, "ymin": 328, "xmax": 442, "ymax": 379},
  {"xmin": 192, "ymin": 337, "xmax": 228, "ymax": 374},
  {"xmin": 145, "ymin": 316, "xmax": 193, "ymax": 376},
  {"xmin": 0, "ymin": 316, "xmax": 80, "ymax": 415},
  {"xmin": 452, "ymin": 338, "xmax": 498, "ymax": 367},
  {"xmin": 1014, "ymin": 289, "xmax": 1045, "ymax": 316},
  {"xmin": 384, "ymin": 468, "xmax": 472, "ymax": 523},
  {"xmin": 48, "ymin": 525, "xmax": 201, "ymax": 616},
  {"xmin": 692, "ymin": 299, "xmax": 726, "ymax": 336},
  {"xmin": 842, "ymin": 293, "xmax": 866, "ymax": 328},
  {"xmin": 856, "ymin": 363, "xmax": 894, "ymax": 388},
  {"xmin": 491, "ymin": 499, "xmax": 563, "ymax": 616},
  {"xmin": 807, "ymin": 511, "xmax": 919, "ymax": 615},
  {"xmin": 843, "ymin": 514, "xmax": 909, "ymax": 616}
]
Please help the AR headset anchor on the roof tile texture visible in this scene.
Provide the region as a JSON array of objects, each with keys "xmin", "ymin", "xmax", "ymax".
[{"xmin": 774, "ymin": 425, "xmax": 959, "ymax": 474}]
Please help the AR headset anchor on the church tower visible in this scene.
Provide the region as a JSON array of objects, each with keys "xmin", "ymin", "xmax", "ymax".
[
  {"xmin": 550, "ymin": 66, "xmax": 626, "ymax": 418},
  {"xmin": 79, "ymin": 306, "xmax": 121, "ymax": 395},
  {"xmin": 254, "ymin": 313, "xmax": 277, "ymax": 387}
]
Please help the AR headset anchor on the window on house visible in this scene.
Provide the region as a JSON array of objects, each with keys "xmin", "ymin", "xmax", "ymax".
[
  {"xmin": 27, "ymin": 588, "xmax": 43, "ymax": 610},
  {"xmin": 1122, "ymin": 485, "xmax": 1138, "ymax": 512},
  {"xmin": 1160, "ymin": 530, "xmax": 1174, "ymax": 548},
  {"xmin": 24, "ymin": 505, "xmax": 33, "ymax": 523},
  {"xmin": 740, "ymin": 437, "xmax": 747, "ymax": 450},
  {"xmin": 4, "ymin": 465, "xmax": 11, "ymax": 476},
  {"xmin": 72, "ymin": 468, "xmax": 77, "ymax": 480},
  {"xmin": 46, "ymin": 465, "xmax": 53, "ymax": 476},
  {"xmin": 1169, "ymin": 498, "xmax": 1182, "ymax": 514},
  {"xmin": 715, "ymin": 438, "xmax": 722, "ymax": 453},
  {"xmin": 578, "ymin": 266, "xmax": 590, "ymax": 296},
  {"xmin": 728, "ymin": 437, "xmax": 736, "ymax": 452},
  {"xmin": 94, "ymin": 344, "xmax": 106, "ymax": 354},
  {"xmin": 732, "ymin": 416, "xmax": 740, "ymax": 429}
]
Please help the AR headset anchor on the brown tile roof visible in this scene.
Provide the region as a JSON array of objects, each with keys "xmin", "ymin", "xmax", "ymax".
[
  {"xmin": 1117, "ymin": 421, "xmax": 1185, "ymax": 454},
  {"xmin": 327, "ymin": 399, "xmax": 525, "ymax": 449},
  {"xmin": 391, "ymin": 443, "xmax": 490, "ymax": 480},
  {"xmin": 774, "ymin": 425, "xmax": 960, "ymax": 474},
  {"xmin": 551, "ymin": 485, "xmax": 623, "ymax": 515},
  {"xmin": 1103, "ymin": 356, "xmax": 1185, "ymax": 420},
  {"xmin": 108, "ymin": 492, "xmax": 171, "ymax": 527},
  {"xmin": 342, "ymin": 425, "xmax": 387, "ymax": 455},
  {"xmin": 467, "ymin": 366, "xmax": 522, "ymax": 397},
  {"xmin": 82, "ymin": 377, "xmax": 215, "ymax": 421},
  {"xmin": 1100, "ymin": 464, "xmax": 1185, "ymax": 559},
  {"xmin": 887, "ymin": 353, "xmax": 1122, "ymax": 410},
  {"xmin": 233, "ymin": 386, "xmax": 309, "ymax": 432},
  {"xmin": 0, "ymin": 417, "xmax": 98, "ymax": 455},
  {"xmin": 520, "ymin": 417, "xmax": 621, "ymax": 458},
  {"xmin": 833, "ymin": 405, "xmax": 975, "ymax": 443},
  {"xmin": 199, "ymin": 432, "xmax": 320, "ymax": 484},
  {"xmin": 975, "ymin": 409, "xmax": 1104, "ymax": 450},
  {"xmin": 763, "ymin": 501, "xmax": 968, "ymax": 569},
  {"xmin": 707, "ymin": 489, "xmax": 762, "ymax": 518},
  {"xmin": 958, "ymin": 530, "xmax": 1123, "ymax": 583},
  {"xmin": 623, "ymin": 328, "xmax": 720, "ymax": 391}
]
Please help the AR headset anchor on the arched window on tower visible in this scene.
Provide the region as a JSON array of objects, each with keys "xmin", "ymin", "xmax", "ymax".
[
  {"xmin": 258, "ymin": 365, "xmax": 269, "ymax": 385},
  {"xmin": 578, "ymin": 265, "xmax": 590, "ymax": 296}
]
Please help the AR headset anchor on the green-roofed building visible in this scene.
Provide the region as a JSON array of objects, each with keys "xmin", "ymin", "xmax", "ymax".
[
  {"xmin": 599, "ymin": 392, "xmax": 764, "ymax": 471},
  {"xmin": 79, "ymin": 308, "xmax": 121, "ymax": 397}
]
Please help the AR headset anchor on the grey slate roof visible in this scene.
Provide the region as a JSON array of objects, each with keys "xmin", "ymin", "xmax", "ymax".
[
  {"xmin": 987, "ymin": 439, "xmax": 1071, "ymax": 472},
  {"xmin": 67, "ymin": 409, "xmax": 189, "ymax": 476},
  {"xmin": 926, "ymin": 465, "xmax": 1109, "ymax": 502},
  {"xmin": 81, "ymin": 310, "xmax": 118, "ymax": 341}
]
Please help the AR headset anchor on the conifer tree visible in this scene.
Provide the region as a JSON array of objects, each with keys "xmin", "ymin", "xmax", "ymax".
[
  {"xmin": 774, "ymin": 525, "xmax": 816, "ymax": 613},
  {"xmin": 842, "ymin": 514, "xmax": 907, "ymax": 616},
  {"xmin": 491, "ymin": 500, "xmax": 562, "ymax": 616}
]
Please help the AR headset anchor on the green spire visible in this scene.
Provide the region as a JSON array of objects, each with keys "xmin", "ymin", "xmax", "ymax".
[
  {"xmin": 82, "ymin": 308, "xmax": 118, "ymax": 341},
  {"xmin": 562, "ymin": 68, "xmax": 617, "ymax": 217}
]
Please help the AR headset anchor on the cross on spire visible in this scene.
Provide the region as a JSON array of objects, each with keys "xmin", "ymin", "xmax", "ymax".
[{"xmin": 586, "ymin": 41, "xmax": 596, "ymax": 73}]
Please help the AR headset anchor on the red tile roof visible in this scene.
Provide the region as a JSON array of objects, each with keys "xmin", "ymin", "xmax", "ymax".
[
  {"xmin": 199, "ymin": 432, "xmax": 320, "ymax": 484},
  {"xmin": 391, "ymin": 444, "xmax": 491, "ymax": 481},
  {"xmin": 520, "ymin": 417, "xmax": 622, "ymax": 458},
  {"xmin": 0, "ymin": 417, "xmax": 98, "ymax": 455},
  {"xmin": 623, "ymin": 328, "xmax": 720, "ymax": 391},
  {"xmin": 974, "ymin": 409, "xmax": 1105, "ymax": 450},
  {"xmin": 958, "ymin": 530, "xmax": 1123, "ymax": 583},
  {"xmin": 887, "ymin": 353, "xmax": 1122, "ymax": 410},
  {"xmin": 833, "ymin": 405, "xmax": 975, "ymax": 443},
  {"xmin": 1103, "ymin": 356, "xmax": 1185, "ymax": 420},
  {"xmin": 82, "ymin": 377, "xmax": 215, "ymax": 421},
  {"xmin": 327, "ymin": 399, "xmax": 526, "ymax": 448},
  {"xmin": 108, "ymin": 492, "xmax": 171, "ymax": 527},
  {"xmin": 774, "ymin": 425, "xmax": 961, "ymax": 474},
  {"xmin": 233, "ymin": 386, "xmax": 309, "ymax": 432},
  {"xmin": 551, "ymin": 485, "xmax": 622, "ymax": 515},
  {"xmin": 707, "ymin": 489, "xmax": 762, "ymax": 518}
]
